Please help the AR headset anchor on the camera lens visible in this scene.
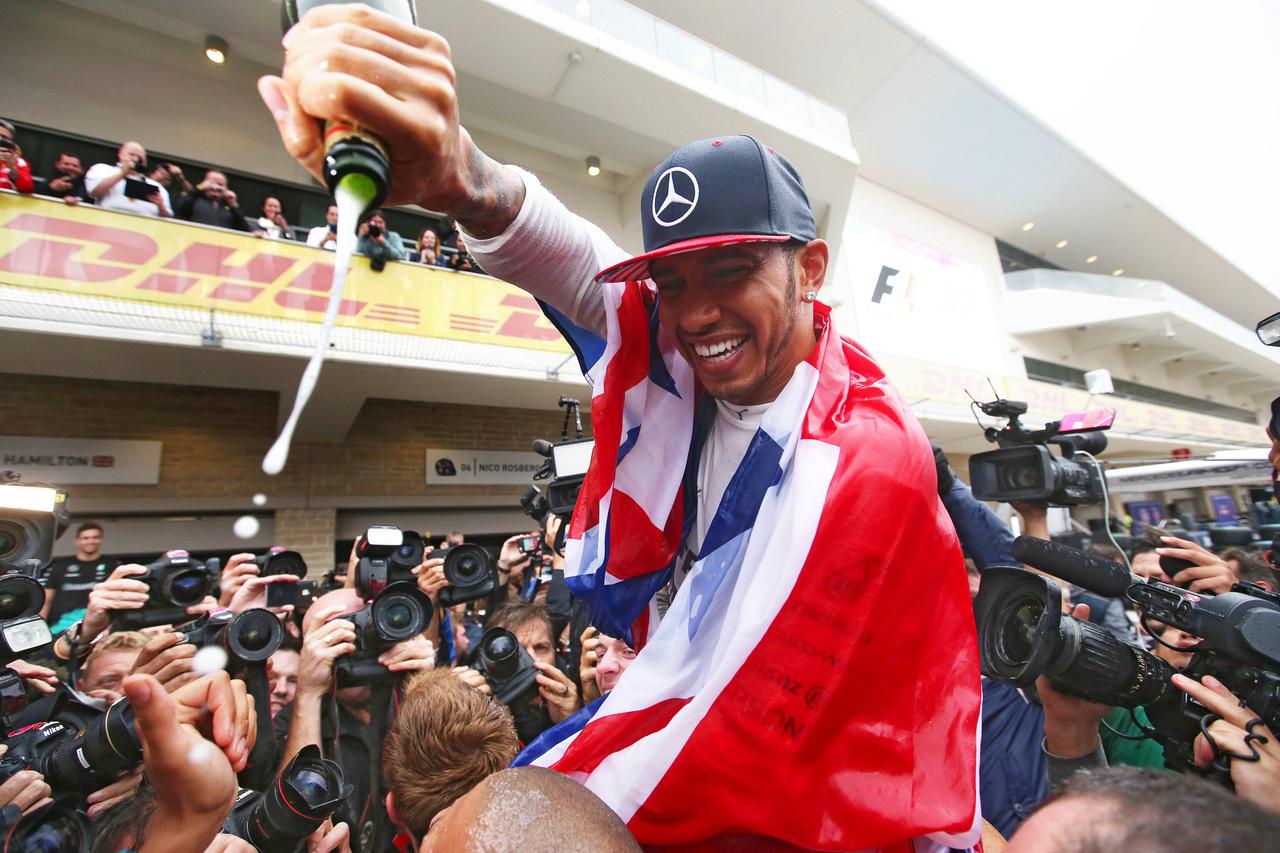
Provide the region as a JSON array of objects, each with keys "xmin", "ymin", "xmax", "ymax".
[
  {"xmin": 239, "ymin": 745, "xmax": 347, "ymax": 850},
  {"xmin": 293, "ymin": 768, "xmax": 337, "ymax": 806},
  {"xmin": 167, "ymin": 569, "xmax": 210, "ymax": 606},
  {"xmin": 995, "ymin": 594, "xmax": 1043, "ymax": 665},
  {"xmin": 999, "ymin": 462, "xmax": 1042, "ymax": 491},
  {"xmin": 0, "ymin": 575, "xmax": 43, "ymax": 621},
  {"xmin": 0, "ymin": 521, "xmax": 22, "ymax": 563},
  {"xmin": 13, "ymin": 806, "xmax": 90, "ymax": 852},
  {"xmin": 371, "ymin": 586, "xmax": 428, "ymax": 642},
  {"xmin": 482, "ymin": 630, "xmax": 520, "ymax": 679},
  {"xmin": 443, "ymin": 544, "xmax": 493, "ymax": 588},
  {"xmin": 264, "ymin": 550, "xmax": 308, "ymax": 578},
  {"xmin": 226, "ymin": 609, "xmax": 283, "ymax": 663}
]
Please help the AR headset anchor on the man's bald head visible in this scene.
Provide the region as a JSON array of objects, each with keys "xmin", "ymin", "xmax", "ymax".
[
  {"xmin": 422, "ymin": 767, "xmax": 639, "ymax": 853},
  {"xmin": 304, "ymin": 587, "xmax": 363, "ymax": 634}
]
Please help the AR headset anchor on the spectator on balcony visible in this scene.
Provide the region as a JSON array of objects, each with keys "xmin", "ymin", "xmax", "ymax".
[
  {"xmin": 256, "ymin": 195, "xmax": 295, "ymax": 240},
  {"xmin": 307, "ymin": 203, "xmax": 339, "ymax": 250},
  {"xmin": 356, "ymin": 209, "xmax": 407, "ymax": 271},
  {"xmin": 449, "ymin": 233, "xmax": 483, "ymax": 274},
  {"xmin": 37, "ymin": 152, "xmax": 92, "ymax": 205},
  {"xmin": 0, "ymin": 119, "xmax": 34, "ymax": 194},
  {"xmin": 175, "ymin": 170, "xmax": 253, "ymax": 232},
  {"xmin": 149, "ymin": 161, "xmax": 193, "ymax": 197},
  {"xmin": 416, "ymin": 227, "xmax": 446, "ymax": 266},
  {"xmin": 85, "ymin": 141, "xmax": 171, "ymax": 217}
]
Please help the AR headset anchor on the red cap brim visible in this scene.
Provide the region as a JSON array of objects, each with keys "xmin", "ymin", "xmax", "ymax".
[{"xmin": 593, "ymin": 233, "xmax": 791, "ymax": 283}]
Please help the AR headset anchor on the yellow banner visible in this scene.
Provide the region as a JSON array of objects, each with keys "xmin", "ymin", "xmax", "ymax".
[{"xmin": 0, "ymin": 193, "xmax": 568, "ymax": 353}]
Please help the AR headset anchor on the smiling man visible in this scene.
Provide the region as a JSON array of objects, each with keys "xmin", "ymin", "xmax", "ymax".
[{"xmin": 262, "ymin": 7, "xmax": 980, "ymax": 850}]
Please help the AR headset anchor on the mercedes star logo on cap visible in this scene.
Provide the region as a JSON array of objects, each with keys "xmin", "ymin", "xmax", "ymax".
[{"xmin": 651, "ymin": 167, "xmax": 699, "ymax": 227}]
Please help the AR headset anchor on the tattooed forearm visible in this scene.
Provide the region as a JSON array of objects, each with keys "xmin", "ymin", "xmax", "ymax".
[{"xmin": 449, "ymin": 138, "xmax": 526, "ymax": 239}]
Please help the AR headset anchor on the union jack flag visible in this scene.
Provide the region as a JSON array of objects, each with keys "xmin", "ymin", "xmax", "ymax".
[{"xmin": 522, "ymin": 285, "xmax": 982, "ymax": 852}]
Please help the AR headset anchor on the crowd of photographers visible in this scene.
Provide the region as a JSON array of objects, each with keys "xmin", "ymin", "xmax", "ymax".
[{"xmin": 0, "ymin": 472, "xmax": 644, "ymax": 852}]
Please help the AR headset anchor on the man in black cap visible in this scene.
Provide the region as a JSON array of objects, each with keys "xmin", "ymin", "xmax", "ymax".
[{"xmin": 262, "ymin": 8, "xmax": 981, "ymax": 851}]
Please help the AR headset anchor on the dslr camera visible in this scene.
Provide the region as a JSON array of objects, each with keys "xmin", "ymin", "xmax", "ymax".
[
  {"xmin": 334, "ymin": 581, "xmax": 433, "ymax": 687},
  {"xmin": 353, "ymin": 525, "xmax": 424, "ymax": 599},
  {"xmin": 178, "ymin": 608, "xmax": 283, "ymax": 667},
  {"xmin": 968, "ymin": 398, "xmax": 1113, "ymax": 506},
  {"xmin": 472, "ymin": 627, "xmax": 538, "ymax": 705},
  {"xmin": 429, "ymin": 544, "xmax": 498, "ymax": 606},
  {"xmin": 976, "ymin": 536, "xmax": 1280, "ymax": 776},
  {"xmin": 111, "ymin": 550, "xmax": 221, "ymax": 630},
  {"xmin": 0, "ymin": 691, "xmax": 141, "ymax": 793},
  {"xmin": 256, "ymin": 546, "xmax": 307, "ymax": 578},
  {"xmin": 222, "ymin": 744, "xmax": 350, "ymax": 852}
]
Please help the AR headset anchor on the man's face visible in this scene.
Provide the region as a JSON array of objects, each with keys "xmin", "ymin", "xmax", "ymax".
[
  {"xmin": 369, "ymin": 214, "xmax": 385, "ymax": 230},
  {"xmin": 264, "ymin": 197, "xmax": 281, "ymax": 218},
  {"xmin": 325, "ymin": 205, "xmax": 338, "ymax": 225},
  {"xmin": 0, "ymin": 126, "xmax": 12, "ymax": 144},
  {"xmin": 119, "ymin": 142, "xmax": 146, "ymax": 171},
  {"xmin": 1131, "ymin": 551, "xmax": 1170, "ymax": 583},
  {"xmin": 56, "ymin": 155, "xmax": 82, "ymax": 177},
  {"xmin": 202, "ymin": 172, "xmax": 227, "ymax": 198},
  {"xmin": 595, "ymin": 635, "xmax": 636, "ymax": 695},
  {"xmin": 513, "ymin": 620, "xmax": 555, "ymax": 668},
  {"xmin": 268, "ymin": 648, "xmax": 300, "ymax": 718},
  {"xmin": 82, "ymin": 649, "xmax": 140, "ymax": 703},
  {"xmin": 650, "ymin": 243, "xmax": 819, "ymax": 405},
  {"xmin": 76, "ymin": 528, "xmax": 102, "ymax": 558}
]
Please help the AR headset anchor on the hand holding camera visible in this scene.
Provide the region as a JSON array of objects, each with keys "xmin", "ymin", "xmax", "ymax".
[
  {"xmin": 1173, "ymin": 673, "xmax": 1280, "ymax": 814},
  {"xmin": 227, "ymin": 572, "xmax": 300, "ymax": 616},
  {"xmin": 497, "ymin": 533, "xmax": 532, "ymax": 582},
  {"xmin": 297, "ymin": 604, "xmax": 357, "ymax": 700},
  {"xmin": 412, "ymin": 554, "xmax": 447, "ymax": 604},
  {"xmin": 6, "ymin": 659, "xmax": 57, "ymax": 696},
  {"xmin": 579, "ymin": 626, "xmax": 603, "ymax": 705},
  {"xmin": 131, "ymin": 630, "xmax": 198, "ymax": 694},
  {"xmin": 534, "ymin": 659, "xmax": 579, "ymax": 723},
  {"xmin": 1154, "ymin": 535, "xmax": 1236, "ymax": 594},
  {"xmin": 83, "ymin": 563, "xmax": 150, "ymax": 637},
  {"xmin": 0, "ymin": 746, "xmax": 51, "ymax": 816},
  {"xmin": 218, "ymin": 553, "xmax": 258, "ymax": 607}
]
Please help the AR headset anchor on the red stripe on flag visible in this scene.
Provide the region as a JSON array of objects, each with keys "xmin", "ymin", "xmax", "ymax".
[{"xmin": 552, "ymin": 697, "xmax": 690, "ymax": 777}]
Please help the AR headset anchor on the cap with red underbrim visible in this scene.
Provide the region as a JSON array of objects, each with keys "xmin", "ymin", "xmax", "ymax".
[{"xmin": 593, "ymin": 135, "xmax": 816, "ymax": 284}]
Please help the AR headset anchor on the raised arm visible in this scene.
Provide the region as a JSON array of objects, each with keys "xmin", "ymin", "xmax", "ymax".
[{"xmin": 259, "ymin": 4, "xmax": 620, "ymax": 335}]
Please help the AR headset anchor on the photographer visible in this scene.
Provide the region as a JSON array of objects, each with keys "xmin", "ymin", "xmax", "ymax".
[
  {"xmin": 175, "ymin": 170, "xmax": 253, "ymax": 232},
  {"xmin": 85, "ymin": 141, "xmax": 171, "ymax": 217},
  {"xmin": 0, "ymin": 119, "xmax": 33, "ymax": 193},
  {"xmin": 274, "ymin": 588, "xmax": 434, "ymax": 851},
  {"xmin": 578, "ymin": 626, "xmax": 635, "ymax": 705},
  {"xmin": 355, "ymin": 210, "xmax": 406, "ymax": 270},
  {"xmin": 77, "ymin": 630, "xmax": 148, "ymax": 704},
  {"xmin": 37, "ymin": 151, "xmax": 94, "ymax": 204},
  {"xmin": 481, "ymin": 600, "xmax": 579, "ymax": 742}
]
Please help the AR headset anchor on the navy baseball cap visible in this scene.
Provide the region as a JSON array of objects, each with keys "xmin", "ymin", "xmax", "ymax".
[{"xmin": 594, "ymin": 135, "xmax": 817, "ymax": 283}]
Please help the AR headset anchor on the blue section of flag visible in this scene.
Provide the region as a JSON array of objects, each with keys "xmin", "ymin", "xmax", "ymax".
[
  {"xmin": 646, "ymin": 296, "xmax": 681, "ymax": 397},
  {"xmin": 616, "ymin": 425, "xmax": 641, "ymax": 465},
  {"xmin": 538, "ymin": 299, "xmax": 605, "ymax": 374},
  {"xmin": 512, "ymin": 695, "xmax": 607, "ymax": 767}
]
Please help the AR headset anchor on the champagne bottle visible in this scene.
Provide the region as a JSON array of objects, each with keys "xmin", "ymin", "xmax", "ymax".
[{"xmin": 282, "ymin": 0, "xmax": 419, "ymax": 211}]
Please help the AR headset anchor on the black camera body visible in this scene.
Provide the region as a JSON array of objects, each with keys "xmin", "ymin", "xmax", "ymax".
[
  {"xmin": 431, "ymin": 544, "xmax": 497, "ymax": 607},
  {"xmin": 178, "ymin": 608, "xmax": 283, "ymax": 666},
  {"xmin": 976, "ymin": 541, "xmax": 1280, "ymax": 774},
  {"xmin": 0, "ymin": 474, "xmax": 69, "ymax": 573},
  {"xmin": 0, "ymin": 695, "xmax": 140, "ymax": 793},
  {"xmin": 365, "ymin": 223, "xmax": 382, "ymax": 239},
  {"xmin": 222, "ymin": 744, "xmax": 350, "ymax": 853},
  {"xmin": 353, "ymin": 525, "xmax": 424, "ymax": 599},
  {"xmin": 472, "ymin": 627, "xmax": 538, "ymax": 705},
  {"xmin": 334, "ymin": 581, "xmax": 432, "ymax": 687},
  {"xmin": 112, "ymin": 550, "xmax": 219, "ymax": 630},
  {"xmin": 968, "ymin": 398, "xmax": 1109, "ymax": 506},
  {"xmin": 255, "ymin": 547, "xmax": 307, "ymax": 578}
]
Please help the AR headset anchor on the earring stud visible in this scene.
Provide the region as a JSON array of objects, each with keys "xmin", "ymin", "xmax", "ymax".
[{"xmin": 803, "ymin": 290, "xmax": 817, "ymax": 303}]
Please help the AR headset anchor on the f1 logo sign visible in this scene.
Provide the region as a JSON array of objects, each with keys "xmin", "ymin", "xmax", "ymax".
[{"xmin": 871, "ymin": 265, "xmax": 899, "ymax": 304}]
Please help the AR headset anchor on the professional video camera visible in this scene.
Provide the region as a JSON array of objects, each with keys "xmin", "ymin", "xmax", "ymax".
[
  {"xmin": 177, "ymin": 608, "xmax": 283, "ymax": 666},
  {"xmin": 975, "ymin": 535, "xmax": 1280, "ymax": 776},
  {"xmin": 352, "ymin": 525, "xmax": 425, "ymax": 598},
  {"xmin": 967, "ymin": 396, "xmax": 1115, "ymax": 506},
  {"xmin": 334, "ymin": 581, "xmax": 433, "ymax": 686},
  {"xmin": 255, "ymin": 546, "xmax": 307, "ymax": 578},
  {"xmin": 222, "ymin": 744, "xmax": 350, "ymax": 852},
  {"xmin": 472, "ymin": 627, "xmax": 538, "ymax": 705},
  {"xmin": 523, "ymin": 396, "xmax": 594, "ymax": 554},
  {"xmin": 0, "ymin": 473, "xmax": 69, "ymax": 573},
  {"xmin": 111, "ymin": 549, "xmax": 221, "ymax": 630},
  {"xmin": 0, "ymin": 798, "xmax": 91, "ymax": 853}
]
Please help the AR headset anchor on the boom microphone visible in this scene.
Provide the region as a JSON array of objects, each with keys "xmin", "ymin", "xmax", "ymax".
[
  {"xmin": 532, "ymin": 439, "xmax": 554, "ymax": 458},
  {"xmin": 1010, "ymin": 536, "xmax": 1135, "ymax": 598}
]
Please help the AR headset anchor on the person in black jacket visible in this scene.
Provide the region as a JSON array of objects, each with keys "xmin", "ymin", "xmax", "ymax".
[{"xmin": 174, "ymin": 169, "xmax": 252, "ymax": 232}]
